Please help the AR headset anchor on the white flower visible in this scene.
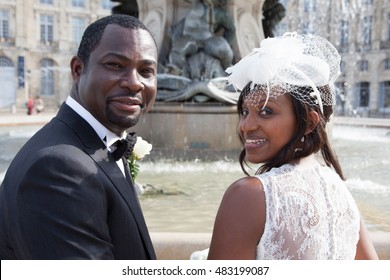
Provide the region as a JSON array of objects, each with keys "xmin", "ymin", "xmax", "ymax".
[
  {"xmin": 133, "ymin": 137, "xmax": 152, "ymax": 160},
  {"xmin": 128, "ymin": 137, "xmax": 152, "ymax": 182}
]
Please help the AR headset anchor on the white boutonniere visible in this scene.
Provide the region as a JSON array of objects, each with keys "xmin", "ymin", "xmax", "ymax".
[{"xmin": 128, "ymin": 136, "xmax": 152, "ymax": 181}]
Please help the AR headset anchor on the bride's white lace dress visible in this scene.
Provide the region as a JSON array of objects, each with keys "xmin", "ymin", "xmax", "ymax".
[{"xmin": 255, "ymin": 155, "xmax": 360, "ymax": 259}]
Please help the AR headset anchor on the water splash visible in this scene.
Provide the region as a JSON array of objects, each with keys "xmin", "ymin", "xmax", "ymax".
[
  {"xmin": 140, "ymin": 160, "xmax": 242, "ymax": 174},
  {"xmin": 347, "ymin": 178, "xmax": 390, "ymax": 195},
  {"xmin": 333, "ymin": 125, "xmax": 390, "ymax": 143}
]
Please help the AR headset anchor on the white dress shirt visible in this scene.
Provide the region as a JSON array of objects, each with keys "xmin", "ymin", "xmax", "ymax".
[{"xmin": 65, "ymin": 96, "xmax": 126, "ymax": 176}]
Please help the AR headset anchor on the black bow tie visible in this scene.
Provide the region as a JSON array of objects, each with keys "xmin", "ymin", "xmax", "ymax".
[{"xmin": 111, "ymin": 132, "xmax": 137, "ymax": 161}]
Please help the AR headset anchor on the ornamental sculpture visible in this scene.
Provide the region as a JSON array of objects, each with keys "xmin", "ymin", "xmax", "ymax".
[{"xmin": 157, "ymin": 0, "xmax": 239, "ymax": 104}]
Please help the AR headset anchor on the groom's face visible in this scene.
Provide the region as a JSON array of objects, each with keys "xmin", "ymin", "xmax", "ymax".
[{"xmin": 72, "ymin": 24, "xmax": 158, "ymax": 136}]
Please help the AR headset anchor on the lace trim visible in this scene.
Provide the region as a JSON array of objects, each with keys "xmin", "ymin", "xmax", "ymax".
[{"xmin": 255, "ymin": 156, "xmax": 360, "ymax": 259}]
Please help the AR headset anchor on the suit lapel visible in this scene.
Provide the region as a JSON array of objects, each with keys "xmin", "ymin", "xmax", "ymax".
[
  {"xmin": 89, "ymin": 149, "xmax": 156, "ymax": 259},
  {"xmin": 56, "ymin": 103, "xmax": 156, "ymax": 259}
]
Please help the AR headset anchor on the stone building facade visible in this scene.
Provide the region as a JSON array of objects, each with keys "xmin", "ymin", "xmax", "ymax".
[
  {"xmin": 0, "ymin": 0, "xmax": 268, "ymax": 112},
  {"xmin": 1, "ymin": 0, "xmax": 390, "ymax": 117},
  {"xmin": 275, "ymin": 0, "xmax": 390, "ymax": 117},
  {"xmin": 0, "ymin": 0, "xmax": 113, "ymax": 112}
]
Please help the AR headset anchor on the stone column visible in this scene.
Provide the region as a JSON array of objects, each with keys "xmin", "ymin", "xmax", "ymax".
[
  {"xmin": 137, "ymin": 0, "xmax": 167, "ymax": 53},
  {"xmin": 229, "ymin": 0, "xmax": 265, "ymax": 59}
]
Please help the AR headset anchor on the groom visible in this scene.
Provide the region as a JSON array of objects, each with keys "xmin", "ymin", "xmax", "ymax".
[{"xmin": 0, "ymin": 14, "xmax": 157, "ymax": 259}]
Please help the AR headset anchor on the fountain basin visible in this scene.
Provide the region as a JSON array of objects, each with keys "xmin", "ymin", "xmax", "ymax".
[{"xmin": 134, "ymin": 102, "xmax": 242, "ymax": 160}]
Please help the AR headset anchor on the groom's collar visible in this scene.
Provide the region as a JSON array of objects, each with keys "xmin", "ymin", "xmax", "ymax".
[{"xmin": 65, "ymin": 96, "xmax": 125, "ymax": 150}]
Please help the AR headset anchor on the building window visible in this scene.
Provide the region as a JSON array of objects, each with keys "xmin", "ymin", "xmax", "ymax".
[
  {"xmin": 40, "ymin": 15, "xmax": 54, "ymax": 43},
  {"xmin": 40, "ymin": 59, "xmax": 55, "ymax": 96},
  {"xmin": 340, "ymin": 60, "xmax": 346, "ymax": 76},
  {"xmin": 384, "ymin": 59, "xmax": 390, "ymax": 70},
  {"xmin": 359, "ymin": 60, "xmax": 368, "ymax": 71},
  {"xmin": 101, "ymin": 0, "xmax": 113, "ymax": 10},
  {"xmin": 388, "ymin": 14, "xmax": 390, "ymax": 41},
  {"xmin": 341, "ymin": 0, "xmax": 350, "ymax": 12},
  {"xmin": 0, "ymin": 56, "xmax": 13, "ymax": 67},
  {"xmin": 72, "ymin": 0, "xmax": 85, "ymax": 8},
  {"xmin": 0, "ymin": 56, "xmax": 15, "ymax": 108},
  {"xmin": 362, "ymin": 0, "xmax": 373, "ymax": 5},
  {"xmin": 357, "ymin": 82, "xmax": 370, "ymax": 107},
  {"xmin": 380, "ymin": 81, "xmax": 390, "ymax": 109},
  {"xmin": 340, "ymin": 20, "xmax": 348, "ymax": 48},
  {"xmin": 302, "ymin": 21, "xmax": 314, "ymax": 35},
  {"xmin": 362, "ymin": 16, "xmax": 372, "ymax": 46},
  {"xmin": 71, "ymin": 17, "xmax": 85, "ymax": 45},
  {"xmin": 303, "ymin": 0, "xmax": 316, "ymax": 13},
  {"xmin": 335, "ymin": 81, "xmax": 347, "ymax": 115},
  {"xmin": 0, "ymin": 10, "xmax": 9, "ymax": 39},
  {"xmin": 40, "ymin": 0, "xmax": 54, "ymax": 4}
]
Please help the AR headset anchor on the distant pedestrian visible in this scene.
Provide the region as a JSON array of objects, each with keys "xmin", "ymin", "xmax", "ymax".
[
  {"xmin": 35, "ymin": 95, "xmax": 44, "ymax": 114},
  {"xmin": 26, "ymin": 95, "xmax": 34, "ymax": 115}
]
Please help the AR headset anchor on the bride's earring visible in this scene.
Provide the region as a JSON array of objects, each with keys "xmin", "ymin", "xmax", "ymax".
[
  {"xmin": 294, "ymin": 147, "xmax": 302, "ymax": 154},
  {"xmin": 294, "ymin": 136, "xmax": 305, "ymax": 154}
]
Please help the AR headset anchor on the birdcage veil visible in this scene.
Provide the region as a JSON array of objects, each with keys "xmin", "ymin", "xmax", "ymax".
[{"xmin": 225, "ymin": 32, "xmax": 341, "ymax": 113}]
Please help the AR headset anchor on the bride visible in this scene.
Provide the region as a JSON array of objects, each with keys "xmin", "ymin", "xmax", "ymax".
[{"xmin": 207, "ymin": 32, "xmax": 378, "ymax": 260}]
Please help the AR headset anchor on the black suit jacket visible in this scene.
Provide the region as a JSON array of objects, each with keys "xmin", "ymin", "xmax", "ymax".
[{"xmin": 0, "ymin": 103, "xmax": 156, "ymax": 259}]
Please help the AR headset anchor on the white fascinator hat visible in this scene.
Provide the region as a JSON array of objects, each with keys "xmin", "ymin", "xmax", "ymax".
[{"xmin": 226, "ymin": 32, "xmax": 341, "ymax": 113}]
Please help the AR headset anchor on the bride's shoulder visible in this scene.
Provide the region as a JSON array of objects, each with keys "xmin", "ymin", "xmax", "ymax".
[
  {"xmin": 209, "ymin": 176, "xmax": 266, "ymax": 259},
  {"xmin": 230, "ymin": 176, "xmax": 264, "ymax": 191},
  {"xmin": 222, "ymin": 176, "xmax": 265, "ymax": 205}
]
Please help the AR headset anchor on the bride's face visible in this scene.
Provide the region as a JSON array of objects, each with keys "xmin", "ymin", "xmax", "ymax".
[{"xmin": 238, "ymin": 90, "xmax": 297, "ymax": 164}]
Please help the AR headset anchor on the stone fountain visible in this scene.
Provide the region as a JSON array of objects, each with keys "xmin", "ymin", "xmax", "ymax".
[{"xmin": 112, "ymin": 0, "xmax": 285, "ymax": 160}]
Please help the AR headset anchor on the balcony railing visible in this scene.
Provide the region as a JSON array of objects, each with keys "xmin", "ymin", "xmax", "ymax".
[
  {"xmin": 39, "ymin": 40, "xmax": 59, "ymax": 50},
  {"xmin": 380, "ymin": 40, "xmax": 390, "ymax": 50},
  {"xmin": 0, "ymin": 37, "xmax": 15, "ymax": 46}
]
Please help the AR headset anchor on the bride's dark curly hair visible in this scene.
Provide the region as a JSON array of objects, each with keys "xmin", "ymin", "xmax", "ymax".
[{"xmin": 237, "ymin": 82, "xmax": 345, "ymax": 180}]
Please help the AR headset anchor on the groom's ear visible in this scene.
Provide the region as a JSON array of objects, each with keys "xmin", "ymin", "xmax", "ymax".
[{"xmin": 70, "ymin": 56, "xmax": 84, "ymax": 81}]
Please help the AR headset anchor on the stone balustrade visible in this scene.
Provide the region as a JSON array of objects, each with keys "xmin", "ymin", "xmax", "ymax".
[{"xmin": 151, "ymin": 231, "xmax": 390, "ymax": 260}]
